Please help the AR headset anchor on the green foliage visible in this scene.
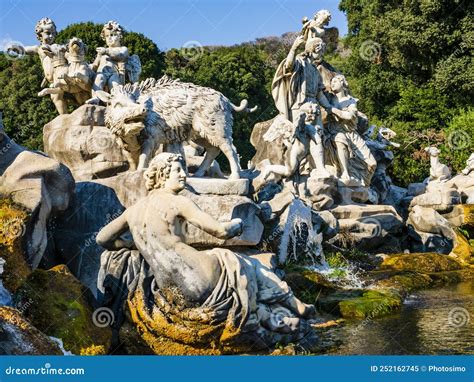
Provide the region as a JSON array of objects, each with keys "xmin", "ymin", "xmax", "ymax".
[
  {"xmin": 339, "ymin": 0, "xmax": 473, "ymax": 184},
  {"xmin": 441, "ymin": 108, "xmax": 474, "ymax": 173},
  {"xmin": 0, "ymin": 54, "xmax": 55, "ymax": 149}
]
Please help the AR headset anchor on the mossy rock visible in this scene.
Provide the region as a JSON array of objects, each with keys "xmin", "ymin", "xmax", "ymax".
[
  {"xmin": 284, "ymin": 267, "xmax": 339, "ymax": 305},
  {"xmin": 373, "ymin": 271, "xmax": 432, "ymax": 295},
  {"xmin": 381, "ymin": 253, "xmax": 462, "ymax": 273},
  {"xmin": 14, "ymin": 265, "xmax": 111, "ymax": 355},
  {"xmin": 338, "ymin": 290, "xmax": 402, "ymax": 320},
  {"xmin": 0, "ymin": 306, "xmax": 62, "ymax": 355},
  {"xmin": 317, "ymin": 290, "xmax": 364, "ymax": 316},
  {"xmin": 451, "ymin": 231, "xmax": 473, "ymax": 264},
  {"xmin": 428, "ymin": 268, "xmax": 474, "ymax": 285},
  {"xmin": 0, "ymin": 199, "xmax": 31, "ymax": 292}
]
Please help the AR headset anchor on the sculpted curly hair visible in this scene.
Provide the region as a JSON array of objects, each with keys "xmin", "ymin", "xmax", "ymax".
[
  {"xmin": 101, "ymin": 21, "xmax": 124, "ymax": 41},
  {"xmin": 313, "ymin": 9, "xmax": 331, "ymax": 25},
  {"xmin": 144, "ymin": 153, "xmax": 185, "ymax": 191},
  {"xmin": 35, "ymin": 18, "xmax": 57, "ymax": 41}
]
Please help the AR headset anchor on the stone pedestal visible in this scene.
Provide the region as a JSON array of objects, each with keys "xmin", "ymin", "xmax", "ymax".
[{"xmin": 43, "ymin": 104, "xmax": 129, "ymax": 181}]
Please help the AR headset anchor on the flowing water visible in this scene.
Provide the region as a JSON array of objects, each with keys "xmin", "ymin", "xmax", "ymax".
[
  {"xmin": 280, "ymin": 199, "xmax": 365, "ymax": 289},
  {"xmin": 320, "ymin": 282, "xmax": 474, "ymax": 355}
]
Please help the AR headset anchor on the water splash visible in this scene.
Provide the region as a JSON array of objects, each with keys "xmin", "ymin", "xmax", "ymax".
[
  {"xmin": 279, "ymin": 199, "xmax": 364, "ymax": 289},
  {"xmin": 279, "ymin": 198, "xmax": 323, "ymax": 265}
]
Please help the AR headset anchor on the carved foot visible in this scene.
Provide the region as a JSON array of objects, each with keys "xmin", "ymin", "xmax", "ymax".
[{"xmin": 85, "ymin": 97, "xmax": 101, "ymax": 105}]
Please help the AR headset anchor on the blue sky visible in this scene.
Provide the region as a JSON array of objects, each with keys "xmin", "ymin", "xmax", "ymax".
[{"xmin": 0, "ymin": 0, "xmax": 347, "ymax": 50}]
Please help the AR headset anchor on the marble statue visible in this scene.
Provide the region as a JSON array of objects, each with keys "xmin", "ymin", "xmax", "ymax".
[
  {"xmin": 326, "ymin": 74, "xmax": 376, "ymax": 186},
  {"xmin": 461, "ymin": 153, "xmax": 474, "ymax": 175},
  {"xmin": 87, "ymin": 21, "xmax": 141, "ymax": 104},
  {"xmin": 38, "ymin": 37, "xmax": 94, "ymax": 105},
  {"xmin": 272, "ymin": 35, "xmax": 334, "ymax": 178},
  {"xmin": 425, "ymin": 146, "xmax": 451, "ymax": 183},
  {"xmin": 96, "ymin": 153, "xmax": 314, "ymax": 352},
  {"xmin": 23, "ymin": 18, "xmax": 69, "ymax": 114},
  {"xmin": 301, "ymin": 9, "xmax": 332, "ymax": 40},
  {"xmin": 98, "ymin": 76, "xmax": 255, "ymax": 178},
  {"xmin": 259, "ymin": 105, "xmax": 320, "ymax": 182}
]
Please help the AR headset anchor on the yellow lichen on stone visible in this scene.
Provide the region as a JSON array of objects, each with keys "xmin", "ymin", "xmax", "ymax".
[
  {"xmin": 451, "ymin": 231, "xmax": 473, "ymax": 265},
  {"xmin": 80, "ymin": 345, "xmax": 106, "ymax": 355},
  {"xmin": 381, "ymin": 253, "xmax": 463, "ymax": 273},
  {"xmin": 0, "ymin": 199, "xmax": 31, "ymax": 292},
  {"xmin": 127, "ymin": 290, "xmax": 223, "ymax": 355}
]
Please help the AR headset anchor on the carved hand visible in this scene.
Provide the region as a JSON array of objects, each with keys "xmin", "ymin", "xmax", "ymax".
[
  {"xmin": 291, "ymin": 35, "xmax": 305, "ymax": 51},
  {"xmin": 96, "ymin": 47, "xmax": 107, "ymax": 55},
  {"xmin": 224, "ymin": 218, "xmax": 243, "ymax": 238}
]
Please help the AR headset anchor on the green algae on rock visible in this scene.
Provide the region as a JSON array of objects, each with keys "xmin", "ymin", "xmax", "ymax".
[{"xmin": 14, "ymin": 265, "xmax": 111, "ymax": 355}]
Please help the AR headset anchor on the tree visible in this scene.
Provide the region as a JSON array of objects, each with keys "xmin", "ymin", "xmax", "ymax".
[{"xmin": 338, "ymin": 0, "xmax": 473, "ymax": 185}]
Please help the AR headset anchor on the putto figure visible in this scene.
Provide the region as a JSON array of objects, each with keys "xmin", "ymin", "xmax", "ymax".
[
  {"xmin": 301, "ymin": 9, "xmax": 332, "ymax": 40},
  {"xmin": 97, "ymin": 153, "xmax": 315, "ymax": 353},
  {"xmin": 88, "ymin": 21, "xmax": 141, "ymax": 104},
  {"xmin": 23, "ymin": 18, "xmax": 69, "ymax": 114}
]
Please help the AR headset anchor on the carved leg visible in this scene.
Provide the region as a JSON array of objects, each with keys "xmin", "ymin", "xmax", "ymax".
[
  {"xmin": 219, "ymin": 141, "xmax": 241, "ymax": 180},
  {"xmin": 336, "ymin": 141, "xmax": 351, "ymax": 180},
  {"xmin": 50, "ymin": 93, "xmax": 68, "ymax": 115},
  {"xmin": 195, "ymin": 146, "xmax": 220, "ymax": 178}
]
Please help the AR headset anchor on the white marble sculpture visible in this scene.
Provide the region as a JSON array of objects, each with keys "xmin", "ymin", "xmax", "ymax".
[
  {"xmin": 96, "ymin": 153, "xmax": 314, "ymax": 350},
  {"xmin": 301, "ymin": 9, "xmax": 332, "ymax": 40},
  {"xmin": 22, "ymin": 18, "xmax": 70, "ymax": 114},
  {"xmin": 272, "ymin": 35, "xmax": 334, "ymax": 178},
  {"xmin": 87, "ymin": 21, "xmax": 141, "ymax": 104},
  {"xmin": 38, "ymin": 37, "xmax": 94, "ymax": 105},
  {"xmin": 326, "ymin": 74, "xmax": 376, "ymax": 186},
  {"xmin": 98, "ymin": 76, "xmax": 255, "ymax": 178},
  {"xmin": 425, "ymin": 146, "xmax": 451, "ymax": 183}
]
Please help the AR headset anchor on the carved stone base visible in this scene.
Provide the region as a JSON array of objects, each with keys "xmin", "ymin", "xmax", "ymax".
[{"xmin": 187, "ymin": 177, "xmax": 249, "ymax": 196}]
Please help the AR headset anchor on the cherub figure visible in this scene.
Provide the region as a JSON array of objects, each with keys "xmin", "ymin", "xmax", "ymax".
[
  {"xmin": 87, "ymin": 21, "xmax": 141, "ymax": 104},
  {"xmin": 22, "ymin": 18, "xmax": 69, "ymax": 114},
  {"xmin": 301, "ymin": 9, "xmax": 332, "ymax": 41},
  {"xmin": 97, "ymin": 153, "xmax": 314, "ymax": 346},
  {"xmin": 260, "ymin": 104, "xmax": 323, "ymax": 182}
]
